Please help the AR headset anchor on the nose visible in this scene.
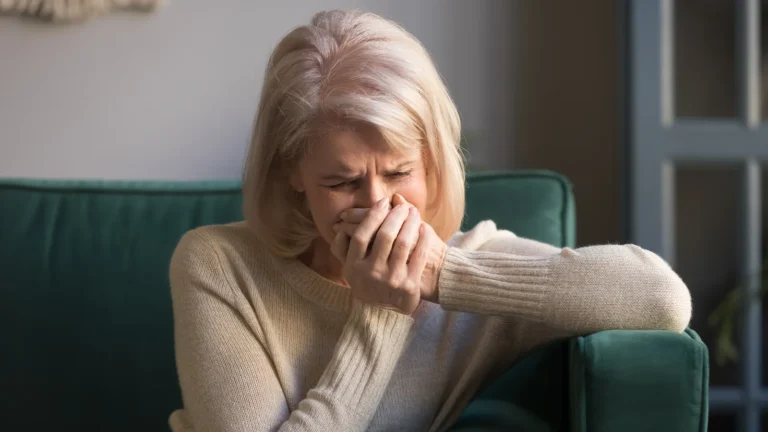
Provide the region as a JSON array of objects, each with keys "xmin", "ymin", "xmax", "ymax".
[{"xmin": 354, "ymin": 177, "xmax": 390, "ymax": 208}]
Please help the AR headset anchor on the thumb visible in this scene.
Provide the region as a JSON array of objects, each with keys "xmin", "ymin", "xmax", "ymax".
[
  {"xmin": 392, "ymin": 193, "xmax": 411, "ymax": 207},
  {"xmin": 330, "ymin": 231, "xmax": 350, "ymax": 263}
]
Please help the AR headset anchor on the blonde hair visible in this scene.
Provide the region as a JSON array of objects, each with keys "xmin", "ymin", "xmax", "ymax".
[{"xmin": 243, "ymin": 10, "xmax": 465, "ymax": 258}]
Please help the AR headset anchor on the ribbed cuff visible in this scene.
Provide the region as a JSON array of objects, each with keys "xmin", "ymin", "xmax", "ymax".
[
  {"xmin": 438, "ymin": 248, "xmax": 554, "ymax": 322},
  {"xmin": 313, "ymin": 300, "xmax": 414, "ymax": 415}
]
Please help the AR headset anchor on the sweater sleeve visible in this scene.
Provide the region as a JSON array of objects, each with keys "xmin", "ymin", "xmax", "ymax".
[
  {"xmin": 438, "ymin": 222, "xmax": 692, "ymax": 340},
  {"xmin": 169, "ymin": 230, "xmax": 414, "ymax": 432}
]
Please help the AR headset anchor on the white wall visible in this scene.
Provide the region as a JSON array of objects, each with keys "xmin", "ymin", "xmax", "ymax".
[
  {"xmin": 0, "ymin": 0, "xmax": 515, "ymax": 179},
  {"xmin": 1, "ymin": 0, "xmax": 626, "ymax": 247}
]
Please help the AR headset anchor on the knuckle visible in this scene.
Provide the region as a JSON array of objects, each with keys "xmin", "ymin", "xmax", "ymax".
[
  {"xmin": 351, "ymin": 233, "xmax": 368, "ymax": 247},
  {"xmin": 394, "ymin": 238, "xmax": 412, "ymax": 251},
  {"xmin": 381, "ymin": 271, "xmax": 395, "ymax": 286},
  {"xmin": 385, "ymin": 276, "xmax": 399, "ymax": 289},
  {"xmin": 377, "ymin": 231, "xmax": 396, "ymax": 245},
  {"xmin": 366, "ymin": 266, "xmax": 384, "ymax": 281},
  {"xmin": 376, "ymin": 267, "xmax": 390, "ymax": 279},
  {"xmin": 388, "ymin": 269, "xmax": 407, "ymax": 286},
  {"xmin": 402, "ymin": 279, "xmax": 417, "ymax": 293}
]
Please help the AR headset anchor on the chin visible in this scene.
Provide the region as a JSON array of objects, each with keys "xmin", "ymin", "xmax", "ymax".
[{"xmin": 315, "ymin": 231, "xmax": 336, "ymax": 250}]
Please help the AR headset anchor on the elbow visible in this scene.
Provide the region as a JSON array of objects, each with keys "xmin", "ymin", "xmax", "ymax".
[
  {"xmin": 625, "ymin": 244, "xmax": 692, "ymax": 332},
  {"xmin": 649, "ymin": 266, "xmax": 692, "ymax": 333}
]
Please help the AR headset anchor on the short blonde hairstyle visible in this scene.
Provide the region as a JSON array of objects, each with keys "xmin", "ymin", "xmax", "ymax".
[{"xmin": 243, "ymin": 10, "xmax": 465, "ymax": 258}]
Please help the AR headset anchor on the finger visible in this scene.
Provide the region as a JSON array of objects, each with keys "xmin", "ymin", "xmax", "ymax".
[
  {"xmin": 339, "ymin": 208, "xmax": 369, "ymax": 224},
  {"xmin": 369, "ymin": 205, "xmax": 410, "ymax": 265},
  {"xmin": 407, "ymin": 223, "xmax": 429, "ymax": 280},
  {"xmin": 392, "ymin": 193, "xmax": 407, "ymax": 206},
  {"xmin": 330, "ymin": 230, "xmax": 350, "ymax": 262},
  {"xmin": 394, "ymin": 193, "xmax": 416, "ymax": 208},
  {"xmin": 389, "ymin": 207, "xmax": 421, "ymax": 268},
  {"xmin": 340, "ymin": 197, "xmax": 414, "ymax": 224},
  {"xmin": 334, "ymin": 221, "xmax": 361, "ymax": 238},
  {"xmin": 347, "ymin": 197, "xmax": 390, "ymax": 262}
]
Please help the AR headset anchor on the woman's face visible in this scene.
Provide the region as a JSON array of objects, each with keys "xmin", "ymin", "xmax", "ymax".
[{"xmin": 291, "ymin": 126, "xmax": 428, "ymax": 248}]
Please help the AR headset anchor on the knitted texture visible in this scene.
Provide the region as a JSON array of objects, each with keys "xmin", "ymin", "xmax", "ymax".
[{"xmin": 169, "ymin": 220, "xmax": 691, "ymax": 432}]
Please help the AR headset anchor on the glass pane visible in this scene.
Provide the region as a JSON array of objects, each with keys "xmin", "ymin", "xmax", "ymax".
[
  {"xmin": 762, "ymin": 1, "xmax": 768, "ymax": 122},
  {"xmin": 764, "ymin": 305, "xmax": 768, "ymax": 387},
  {"xmin": 676, "ymin": 166, "xmax": 741, "ymax": 386},
  {"xmin": 709, "ymin": 412, "xmax": 738, "ymax": 432},
  {"xmin": 675, "ymin": 0, "xmax": 737, "ymax": 118},
  {"xmin": 761, "ymin": 166, "xmax": 768, "ymax": 387}
]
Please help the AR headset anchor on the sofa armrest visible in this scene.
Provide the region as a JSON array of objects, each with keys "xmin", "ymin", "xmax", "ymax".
[{"xmin": 569, "ymin": 328, "xmax": 709, "ymax": 432}]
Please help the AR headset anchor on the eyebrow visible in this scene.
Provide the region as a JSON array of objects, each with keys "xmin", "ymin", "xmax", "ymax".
[{"xmin": 320, "ymin": 160, "xmax": 416, "ymax": 181}]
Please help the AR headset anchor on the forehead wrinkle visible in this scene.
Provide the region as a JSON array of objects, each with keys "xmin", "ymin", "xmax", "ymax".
[
  {"xmin": 315, "ymin": 153, "xmax": 418, "ymax": 180},
  {"xmin": 304, "ymin": 126, "xmax": 421, "ymax": 177}
]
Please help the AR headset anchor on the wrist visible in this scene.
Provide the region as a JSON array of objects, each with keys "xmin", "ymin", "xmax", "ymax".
[{"xmin": 422, "ymin": 243, "xmax": 447, "ymax": 303}]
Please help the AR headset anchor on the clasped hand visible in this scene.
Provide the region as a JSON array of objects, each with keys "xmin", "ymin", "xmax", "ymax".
[{"xmin": 330, "ymin": 194, "xmax": 447, "ymax": 315}]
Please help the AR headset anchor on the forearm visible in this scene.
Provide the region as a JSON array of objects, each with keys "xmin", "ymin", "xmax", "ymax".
[
  {"xmin": 437, "ymin": 244, "xmax": 691, "ymax": 334},
  {"xmin": 171, "ymin": 230, "xmax": 415, "ymax": 431},
  {"xmin": 277, "ymin": 300, "xmax": 414, "ymax": 430},
  {"xmin": 176, "ymin": 299, "xmax": 413, "ymax": 432}
]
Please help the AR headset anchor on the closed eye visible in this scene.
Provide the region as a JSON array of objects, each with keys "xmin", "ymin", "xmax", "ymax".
[
  {"xmin": 326, "ymin": 171, "xmax": 411, "ymax": 190},
  {"xmin": 386, "ymin": 171, "xmax": 412, "ymax": 180},
  {"xmin": 328, "ymin": 179, "xmax": 358, "ymax": 189}
]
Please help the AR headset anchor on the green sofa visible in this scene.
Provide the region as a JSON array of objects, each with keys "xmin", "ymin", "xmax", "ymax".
[{"xmin": 0, "ymin": 170, "xmax": 708, "ymax": 432}]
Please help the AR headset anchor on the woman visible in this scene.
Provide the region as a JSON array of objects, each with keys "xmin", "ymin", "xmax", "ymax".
[{"xmin": 169, "ymin": 10, "xmax": 691, "ymax": 432}]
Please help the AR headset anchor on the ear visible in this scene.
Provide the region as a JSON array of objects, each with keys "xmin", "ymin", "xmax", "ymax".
[{"xmin": 290, "ymin": 172, "xmax": 305, "ymax": 193}]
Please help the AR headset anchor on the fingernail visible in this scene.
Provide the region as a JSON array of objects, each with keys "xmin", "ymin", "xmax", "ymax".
[
  {"xmin": 377, "ymin": 197, "xmax": 389, "ymax": 209},
  {"xmin": 340, "ymin": 211, "xmax": 348, "ymax": 220}
]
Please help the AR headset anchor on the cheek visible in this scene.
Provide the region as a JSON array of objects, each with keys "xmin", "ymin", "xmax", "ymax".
[
  {"xmin": 303, "ymin": 188, "xmax": 353, "ymax": 243},
  {"xmin": 306, "ymin": 190, "xmax": 348, "ymax": 223},
  {"xmin": 396, "ymin": 176, "xmax": 429, "ymax": 214}
]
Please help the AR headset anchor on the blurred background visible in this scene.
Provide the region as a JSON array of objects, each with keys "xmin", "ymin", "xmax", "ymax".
[{"xmin": 1, "ymin": 0, "xmax": 767, "ymax": 430}]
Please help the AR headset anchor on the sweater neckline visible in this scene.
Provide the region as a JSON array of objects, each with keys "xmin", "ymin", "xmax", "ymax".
[{"xmin": 270, "ymin": 253, "xmax": 354, "ymax": 313}]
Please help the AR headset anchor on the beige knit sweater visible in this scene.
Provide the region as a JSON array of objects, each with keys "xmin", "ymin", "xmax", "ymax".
[{"xmin": 168, "ymin": 220, "xmax": 691, "ymax": 432}]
